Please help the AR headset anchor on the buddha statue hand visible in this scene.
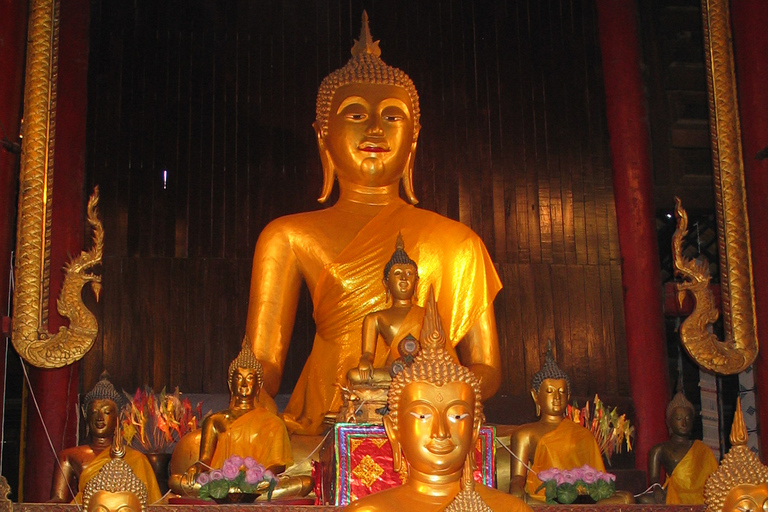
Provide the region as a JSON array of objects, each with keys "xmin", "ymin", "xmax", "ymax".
[{"xmin": 356, "ymin": 353, "xmax": 375, "ymax": 382}]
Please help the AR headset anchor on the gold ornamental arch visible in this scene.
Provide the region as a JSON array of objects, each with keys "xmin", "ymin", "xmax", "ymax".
[{"xmin": 12, "ymin": 0, "xmax": 755, "ymax": 372}]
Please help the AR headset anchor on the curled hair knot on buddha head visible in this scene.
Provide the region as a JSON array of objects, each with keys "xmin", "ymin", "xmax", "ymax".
[
  {"xmin": 386, "ymin": 286, "xmax": 484, "ymax": 432},
  {"xmin": 666, "ymin": 390, "xmax": 695, "ymax": 425},
  {"xmin": 315, "ymin": 11, "xmax": 420, "ymax": 139},
  {"xmin": 83, "ymin": 370, "xmax": 126, "ymax": 412},
  {"xmin": 704, "ymin": 398, "xmax": 768, "ymax": 512},
  {"xmin": 531, "ymin": 341, "xmax": 571, "ymax": 393},
  {"xmin": 228, "ymin": 336, "xmax": 264, "ymax": 392},
  {"xmin": 384, "ymin": 233, "xmax": 418, "ymax": 281}
]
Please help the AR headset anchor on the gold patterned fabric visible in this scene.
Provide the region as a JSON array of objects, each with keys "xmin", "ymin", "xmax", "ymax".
[
  {"xmin": 525, "ymin": 419, "xmax": 605, "ymax": 499},
  {"xmin": 209, "ymin": 407, "xmax": 293, "ymax": 470},
  {"xmin": 664, "ymin": 440, "xmax": 718, "ymax": 504},
  {"xmin": 282, "ymin": 199, "xmax": 501, "ymax": 435},
  {"xmin": 74, "ymin": 447, "xmax": 162, "ymax": 505}
]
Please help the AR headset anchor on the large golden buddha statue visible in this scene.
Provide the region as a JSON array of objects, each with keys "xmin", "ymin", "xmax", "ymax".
[
  {"xmin": 345, "ymin": 290, "xmax": 529, "ymax": 512},
  {"xmin": 704, "ymin": 398, "xmax": 768, "ymax": 512},
  {"xmin": 508, "ymin": 345, "xmax": 606, "ymax": 502},
  {"xmin": 246, "ymin": 11, "xmax": 502, "ymax": 437},
  {"xmin": 642, "ymin": 390, "xmax": 717, "ymax": 504},
  {"xmin": 50, "ymin": 372, "xmax": 162, "ymax": 504}
]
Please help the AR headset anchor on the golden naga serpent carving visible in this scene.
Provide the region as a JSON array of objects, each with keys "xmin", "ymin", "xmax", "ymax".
[
  {"xmin": 672, "ymin": 198, "xmax": 755, "ymax": 374},
  {"xmin": 12, "ymin": 0, "xmax": 103, "ymax": 368}
]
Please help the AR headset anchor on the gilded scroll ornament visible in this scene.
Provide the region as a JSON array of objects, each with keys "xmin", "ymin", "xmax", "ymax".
[
  {"xmin": 684, "ymin": 0, "xmax": 759, "ymax": 373},
  {"xmin": 12, "ymin": 0, "xmax": 102, "ymax": 368},
  {"xmin": 672, "ymin": 198, "xmax": 755, "ymax": 374}
]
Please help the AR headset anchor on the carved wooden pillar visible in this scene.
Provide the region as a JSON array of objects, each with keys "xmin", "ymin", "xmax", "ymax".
[
  {"xmin": 731, "ymin": 0, "xmax": 768, "ymax": 458},
  {"xmin": 595, "ymin": 0, "xmax": 670, "ymax": 472},
  {"xmin": 21, "ymin": 0, "xmax": 89, "ymax": 501}
]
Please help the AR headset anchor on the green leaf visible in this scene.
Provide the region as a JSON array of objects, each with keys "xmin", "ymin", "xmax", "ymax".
[
  {"xmin": 557, "ymin": 483, "xmax": 578, "ymax": 504},
  {"xmin": 208, "ymin": 479, "xmax": 230, "ymax": 499}
]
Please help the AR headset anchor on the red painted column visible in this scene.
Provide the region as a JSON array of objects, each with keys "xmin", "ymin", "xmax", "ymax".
[
  {"xmin": 22, "ymin": 0, "xmax": 89, "ymax": 502},
  {"xmin": 731, "ymin": 1, "xmax": 768, "ymax": 460},
  {"xmin": 595, "ymin": 0, "xmax": 670, "ymax": 472}
]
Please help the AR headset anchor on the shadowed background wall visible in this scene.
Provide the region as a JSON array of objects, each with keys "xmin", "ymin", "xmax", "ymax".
[{"xmin": 82, "ymin": 0, "xmax": 629, "ymax": 407}]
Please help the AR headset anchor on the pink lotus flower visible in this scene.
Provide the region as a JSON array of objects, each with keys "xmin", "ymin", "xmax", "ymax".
[
  {"xmin": 222, "ymin": 461, "xmax": 240, "ymax": 480},
  {"xmin": 580, "ymin": 465, "xmax": 598, "ymax": 484},
  {"xmin": 562, "ymin": 470, "xmax": 577, "ymax": 485},
  {"xmin": 245, "ymin": 466, "xmax": 264, "ymax": 485},
  {"xmin": 264, "ymin": 470, "xmax": 276, "ymax": 482},
  {"xmin": 538, "ymin": 469, "xmax": 557, "ymax": 482},
  {"xmin": 244, "ymin": 456, "xmax": 258, "ymax": 469},
  {"xmin": 227, "ymin": 455, "xmax": 244, "ymax": 468},
  {"xmin": 196, "ymin": 472, "xmax": 211, "ymax": 485},
  {"xmin": 209, "ymin": 469, "xmax": 224, "ymax": 481},
  {"xmin": 554, "ymin": 472, "xmax": 566, "ymax": 485}
]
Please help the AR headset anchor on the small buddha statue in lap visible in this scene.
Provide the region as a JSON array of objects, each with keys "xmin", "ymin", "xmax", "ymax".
[
  {"xmin": 508, "ymin": 344, "xmax": 630, "ymax": 503},
  {"xmin": 640, "ymin": 389, "xmax": 718, "ymax": 504},
  {"xmin": 344, "ymin": 290, "xmax": 530, "ymax": 512},
  {"xmin": 170, "ymin": 339, "xmax": 311, "ymax": 499},
  {"xmin": 246, "ymin": 11, "xmax": 502, "ymax": 436},
  {"xmin": 82, "ymin": 424, "xmax": 148, "ymax": 512},
  {"xmin": 50, "ymin": 372, "xmax": 162, "ymax": 504},
  {"xmin": 704, "ymin": 397, "xmax": 768, "ymax": 512}
]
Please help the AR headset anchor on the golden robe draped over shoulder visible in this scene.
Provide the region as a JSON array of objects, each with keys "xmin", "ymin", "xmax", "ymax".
[
  {"xmin": 525, "ymin": 419, "xmax": 605, "ymax": 499},
  {"xmin": 664, "ymin": 440, "xmax": 718, "ymax": 504},
  {"xmin": 282, "ymin": 199, "xmax": 502, "ymax": 435},
  {"xmin": 210, "ymin": 407, "xmax": 293, "ymax": 470},
  {"xmin": 73, "ymin": 446, "xmax": 162, "ymax": 505}
]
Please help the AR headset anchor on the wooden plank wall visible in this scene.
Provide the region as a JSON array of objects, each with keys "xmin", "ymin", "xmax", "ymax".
[{"xmin": 82, "ymin": 0, "xmax": 630, "ymax": 403}]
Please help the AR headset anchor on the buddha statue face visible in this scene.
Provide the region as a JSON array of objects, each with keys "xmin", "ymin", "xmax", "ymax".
[
  {"xmin": 86, "ymin": 490, "xmax": 143, "ymax": 512},
  {"xmin": 87, "ymin": 399, "xmax": 118, "ymax": 440},
  {"xmin": 318, "ymin": 82, "xmax": 419, "ymax": 189},
  {"xmin": 385, "ymin": 262, "xmax": 418, "ymax": 301},
  {"xmin": 532, "ymin": 378, "xmax": 569, "ymax": 417},
  {"xmin": 722, "ymin": 484, "xmax": 768, "ymax": 512},
  {"xmin": 668, "ymin": 405, "xmax": 694, "ymax": 437},
  {"xmin": 230, "ymin": 367, "xmax": 259, "ymax": 400},
  {"xmin": 385, "ymin": 380, "xmax": 479, "ymax": 476}
]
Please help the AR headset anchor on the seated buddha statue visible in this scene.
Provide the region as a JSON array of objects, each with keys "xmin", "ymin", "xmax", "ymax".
[
  {"xmin": 82, "ymin": 424, "xmax": 148, "ymax": 512},
  {"xmin": 704, "ymin": 397, "xmax": 768, "ymax": 512},
  {"xmin": 348, "ymin": 233, "xmax": 459, "ymax": 386},
  {"xmin": 345, "ymin": 290, "xmax": 530, "ymax": 512},
  {"xmin": 641, "ymin": 390, "xmax": 717, "ymax": 504},
  {"xmin": 171, "ymin": 339, "xmax": 311, "ymax": 499},
  {"xmin": 508, "ymin": 345, "xmax": 608, "ymax": 502},
  {"xmin": 50, "ymin": 372, "xmax": 162, "ymax": 504},
  {"xmin": 246, "ymin": 11, "xmax": 502, "ymax": 436}
]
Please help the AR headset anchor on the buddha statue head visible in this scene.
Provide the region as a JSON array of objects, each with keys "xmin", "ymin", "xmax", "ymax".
[
  {"xmin": 82, "ymin": 422, "xmax": 148, "ymax": 512},
  {"xmin": 384, "ymin": 287, "xmax": 484, "ymax": 486},
  {"xmin": 704, "ymin": 398, "xmax": 768, "ymax": 512},
  {"xmin": 227, "ymin": 337, "xmax": 264, "ymax": 404},
  {"xmin": 530, "ymin": 342, "xmax": 571, "ymax": 418},
  {"xmin": 383, "ymin": 233, "xmax": 419, "ymax": 303},
  {"xmin": 314, "ymin": 11, "xmax": 421, "ymax": 204},
  {"xmin": 666, "ymin": 390, "xmax": 695, "ymax": 437},
  {"xmin": 82, "ymin": 371, "xmax": 126, "ymax": 442}
]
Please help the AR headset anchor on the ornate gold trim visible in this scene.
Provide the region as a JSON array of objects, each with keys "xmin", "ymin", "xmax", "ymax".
[
  {"xmin": 11, "ymin": 0, "xmax": 102, "ymax": 369},
  {"xmin": 671, "ymin": 0, "xmax": 759, "ymax": 374}
]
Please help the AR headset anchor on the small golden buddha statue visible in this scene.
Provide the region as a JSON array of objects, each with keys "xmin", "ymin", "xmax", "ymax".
[
  {"xmin": 508, "ymin": 344, "xmax": 610, "ymax": 502},
  {"xmin": 348, "ymin": 233, "xmax": 452, "ymax": 386},
  {"xmin": 171, "ymin": 339, "xmax": 311, "ymax": 499},
  {"xmin": 246, "ymin": 11, "xmax": 502, "ymax": 436},
  {"xmin": 641, "ymin": 390, "xmax": 717, "ymax": 504},
  {"xmin": 82, "ymin": 424, "xmax": 148, "ymax": 512},
  {"xmin": 704, "ymin": 397, "xmax": 768, "ymax": 512},
  {"xmin": 344, "ymin": 290, "xmax": 529, "ymax": 512},
  {"xmin": 50, "ymin": 372, "xmax": 162, "ymax": 504}
]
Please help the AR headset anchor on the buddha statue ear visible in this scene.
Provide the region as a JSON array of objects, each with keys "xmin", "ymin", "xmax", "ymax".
[
  {"xmin": 383, "ymin": 414, "xmax": 403, "ymax": 472},
  {"xmin": 314, "ymin": 120, "xmax": 335, "ymax": 203},
  {"xmin": 531, "ymin": 388, "xmax": 541, "ymax": 417},
  {"xmin": 402, "ymin": 124, "xmax": 421, "ymax": 205}
]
